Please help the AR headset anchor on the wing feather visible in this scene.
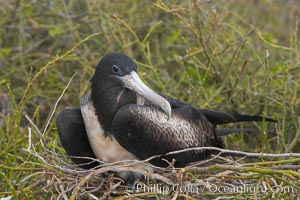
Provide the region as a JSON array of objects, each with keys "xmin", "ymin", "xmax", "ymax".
[
  {"xmin": 111, "ymin": 105, "xmax": 222, "ymax": 167},
  {"xmin": 56, "ymin": 109, "xmax": 98, "ymax": 169}
]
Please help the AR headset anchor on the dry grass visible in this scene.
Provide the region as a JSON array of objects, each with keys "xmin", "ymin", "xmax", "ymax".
[
  {"xmin": 10, "ymin": 117, "xmax": 300, "ymax": 199},
  {"xmin": 5, "ymin": 103, "xmax": 298, "ymax": 199}
]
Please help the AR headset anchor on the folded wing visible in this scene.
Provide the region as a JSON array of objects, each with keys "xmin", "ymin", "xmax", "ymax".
[
  {"xmin": 111, "ymin": 104, "xmax": 223, "ymax": 167},
  {"xmin": 56, "ymin": 109, "xmax": 99, "ymax": 169}
]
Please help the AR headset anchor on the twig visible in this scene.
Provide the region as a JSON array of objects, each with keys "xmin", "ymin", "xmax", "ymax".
[
  {"xmin": 271, "ymin": 165, "xmax": 300, "ymax": 170},
  {"xmin": 69, "ymin": 171, "xmax": 95, "ymax": 200},
  {"xmin": 82, "ymin": 179, "xmax": 105, "ymax": 195},
  {"xmin": 20, "ymin": 171, "xmax": 45, "ymax": 184},
  {"xmin": 26, "ymin": 127, "xmax": 32, "ymax": 151},
  {"xmin": 104, "ymin": 147, "xmax": 300, "ymax": 171},
  {"xmin": 24, "ymin": 115, "xmax": 45, "ymax": 145},
  {"xmin": 204, "ymin": 170, "xmax": 235, "ymax": 182},
  {"xmin": 164, "ymin": 146, "xmax": 300, "ymax": 158},
  {"xmin": 58, "ymin": 185, "xmax": 69, "ymax": 200},
  {"xmin": 187, "ymin": 164, "xmax": 300, "ymax": 179},
  {"xmin": 1, "ymin": 180, "xmax": 45, "ymax": 196},
  {"xmin": 42, "ymin": 73, "xmax": 77, "ymax": 136},
  {"xmin": 94, "ymin": 165, "xmax": 174, "ymax": 185},
  {"xmin": 99, "ymin": 182, "xmax": 121, "ymax": 200}
]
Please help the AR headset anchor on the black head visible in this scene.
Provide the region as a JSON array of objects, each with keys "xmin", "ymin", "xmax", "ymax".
[
  {"xmin": 90, "ymin": 53, "xmax": 171, "ymax": 132},
  {"xmin": 91, "ymin": 53, "xmax": 137, "ymax": 84}
]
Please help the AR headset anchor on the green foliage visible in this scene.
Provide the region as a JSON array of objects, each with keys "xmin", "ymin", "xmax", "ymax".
[{"xmin": 0, "ymin": 0, "xmax": 299, "ymax": 199}]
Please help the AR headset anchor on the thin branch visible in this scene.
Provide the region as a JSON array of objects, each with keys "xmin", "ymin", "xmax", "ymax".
[
  {"xmin": 42, "ymin": 73, "xmax": 77, "ymax": 136},
  {"xmin": 93, "ymin": 165, "xmax": 174, "ymax": 185},
  {"xmin": 25, "ymin": 115, "xmax": 45, "ymax": 145},
  {"xmin": 164, "ymin": 146, "xmax": 300, "ymax": 158}
]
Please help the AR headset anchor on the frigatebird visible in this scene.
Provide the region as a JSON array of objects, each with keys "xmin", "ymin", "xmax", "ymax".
[{"xmin": 56, "ymin": 53, "xmax": 276, "ymax": 180}]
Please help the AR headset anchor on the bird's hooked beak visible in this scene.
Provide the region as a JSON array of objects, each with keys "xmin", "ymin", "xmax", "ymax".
[{"xmin": 118, "ymin": 71, "xmax": 171, "ymax": 119}]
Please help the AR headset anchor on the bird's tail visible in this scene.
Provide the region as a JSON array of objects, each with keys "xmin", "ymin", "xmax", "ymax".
[
  {"xmin": 215, "ymin": 128, "xmax": 257, "ymax": 136},
  {"xmin": 201, "ymin": 109, "xmax": 277, "ymax": 125},
  {"xmin": 229, "ymin": 113, "xmax": 277, "ymax": 123}
]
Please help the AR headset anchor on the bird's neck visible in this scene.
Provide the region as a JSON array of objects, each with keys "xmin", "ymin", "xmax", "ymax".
[{"xmin": 91, "ymin": 85, "xmax": 136, "ymax": 133}]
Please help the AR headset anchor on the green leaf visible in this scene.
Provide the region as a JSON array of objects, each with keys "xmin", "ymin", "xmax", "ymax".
[
  {"xmin": 0, "ymin": 48, "xmax": 11, "ymax": 56},
  {"xmin": 49, "ymin": 26, "xmax": 66, "ymax": 37}
]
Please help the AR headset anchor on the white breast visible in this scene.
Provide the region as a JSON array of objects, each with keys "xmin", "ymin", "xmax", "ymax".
[{"xmin": 80, "ymin": 92, "xmax": 138, "ymax": 163}]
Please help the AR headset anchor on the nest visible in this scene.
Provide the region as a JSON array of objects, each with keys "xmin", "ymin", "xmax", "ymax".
[
  {"xmin": 19, "ymin": 115, "xmax": 300, "ymax": 199},
  {"xmin": 19, "ymin": 81, "xmax": 300, "ymax": 199}
]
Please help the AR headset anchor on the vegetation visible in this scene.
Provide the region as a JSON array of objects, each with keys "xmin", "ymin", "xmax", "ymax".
[{"xmin": 0, "ymin": 0, "xmax": 299, "ymax": 199}]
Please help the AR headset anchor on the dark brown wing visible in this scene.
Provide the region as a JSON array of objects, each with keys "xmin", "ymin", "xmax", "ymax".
[
  {"xmin": 111, "ymin": 104, "xmax": 223, "ymax": 167},
  {"xmin": 56, "ymin": 109, "xmax": 99, "ymax": 169}
]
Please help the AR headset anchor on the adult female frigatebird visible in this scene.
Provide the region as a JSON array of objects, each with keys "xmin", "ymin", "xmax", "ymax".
[{"xmin": 56, "ymin": 53, "xmax": 276, "ymax": 180}]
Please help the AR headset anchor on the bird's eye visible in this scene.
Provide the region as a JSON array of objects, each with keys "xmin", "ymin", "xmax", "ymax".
[{"xmin": 112, "ymin": 65, "xmax": 121, "ymax": 74}]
